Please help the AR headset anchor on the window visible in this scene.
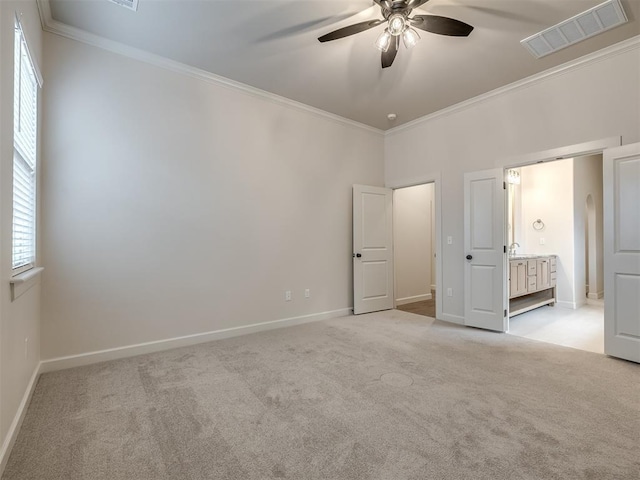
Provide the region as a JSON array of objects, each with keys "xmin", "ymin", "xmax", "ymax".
[{"xmin": 13, "ymin": 19, "xmax": 40, "ymax": 274}]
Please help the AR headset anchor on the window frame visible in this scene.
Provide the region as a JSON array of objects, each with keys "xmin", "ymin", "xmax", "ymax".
[{"xmin": 12, "ymin": 17, "xmax": 41, "ymax": 277}]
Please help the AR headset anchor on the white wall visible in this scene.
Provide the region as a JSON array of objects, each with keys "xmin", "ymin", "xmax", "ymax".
[
  {"xmin": 385, "ymin": 41, "xmax": 640, "ymax": 323},
  {"xmin": 573, "ymin": 154, "xmax": 604, "ymax": 301},
  {"xmin": 520, "ymin": 160, "xmax": 576, "ymax": 307},
  {"xmin": 40, "ymin": 33, "xmax": 385, "ymax": 360},
  {"xmin": 393, "ymin": 183, "xmax": 434, "ymax": 304},
  {"xmin": 0, "ymin": 0, "xmax": 43, "ymax": 468}
]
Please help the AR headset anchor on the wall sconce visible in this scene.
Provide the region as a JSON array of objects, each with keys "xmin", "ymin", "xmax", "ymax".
[{"xmin": 507, "ymin": 169, "xmax": 521, "ymax": 184}]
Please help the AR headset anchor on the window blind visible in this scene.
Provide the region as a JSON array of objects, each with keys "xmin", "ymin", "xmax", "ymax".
[{"xmin": 13, "ymin": 21, "xmax": 39, "ymax": 272}]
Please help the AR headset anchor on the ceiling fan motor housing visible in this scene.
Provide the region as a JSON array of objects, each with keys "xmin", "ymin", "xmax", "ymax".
[{"xmin": 388, "ymin": 13, "xmax": 408, "ymax": 36}]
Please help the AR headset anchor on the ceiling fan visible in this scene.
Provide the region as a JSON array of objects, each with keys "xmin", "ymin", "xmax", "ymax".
[{"xmin": 318, "ymin": 0, "xmax": 474, "ymax": 68}]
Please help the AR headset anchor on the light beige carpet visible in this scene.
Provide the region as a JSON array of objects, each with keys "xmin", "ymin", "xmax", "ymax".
[{"xmin": 3, "ymin": 310, "xmax": 639, "ymax": 480}]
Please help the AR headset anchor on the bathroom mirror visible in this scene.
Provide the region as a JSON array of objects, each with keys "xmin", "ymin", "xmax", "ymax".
[{"xmin": 506, "ymin": 169, "xmax": 520, "ymax": 253}]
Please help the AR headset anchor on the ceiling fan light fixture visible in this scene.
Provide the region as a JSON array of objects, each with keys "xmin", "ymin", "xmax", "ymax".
[
  {"xmin": 375, "ymin": 29, "xmax": 392, "ymax": 52},
  {"xmin": 402, "ymin": 27, "xmax": 420, "ymax": 49},
  {"xmin": 388, "ymin": 13, "xmax": 406, "ymax": 36}
]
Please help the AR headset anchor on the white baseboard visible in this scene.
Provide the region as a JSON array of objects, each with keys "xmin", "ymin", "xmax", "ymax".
[
  {"xmin": 575, "ymin": 297, "xmax": 587, "ymax": 309},
  {"xmin": 395, "ymin": 293, "xmax": 432, "ymax": 306},
  {"xmin": 0, "ymin": 362, "xmax": 42, "ymax": 476},
  {"xmin": 40, "ymin": 307, "xmax": 352, "ymax": 373},
  {"xmin": 587, "ymin": 291, "xmax": 604, "ymax": 300},
  {"xmin": 439, "ymin": 313, "xmax": 465, "ymax": 325},
  {"xmin": 430, "ymin": 284, "xmax": 436, "ymax": 292},
  {"xmin": 557, "ymin": 300, "xmax": 578, "ymax": 309}
]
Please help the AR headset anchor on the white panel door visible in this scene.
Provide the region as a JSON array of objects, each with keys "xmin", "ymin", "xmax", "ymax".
[
  {"xmin": 353, "ymin": 185, "xmax": 394, "ymax": 315},
  {"xmin": 464, "ymin": 169, "xmax": 507, "ymax": 331},
  {"xmin": 604, "ymin": 143, "xmax": 640, "ymax": 363}
]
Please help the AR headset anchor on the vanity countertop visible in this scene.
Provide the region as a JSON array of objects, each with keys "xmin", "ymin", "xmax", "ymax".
[{"xmin": 509, "ymin": 254, "xmax": 557, "ymax": 260}]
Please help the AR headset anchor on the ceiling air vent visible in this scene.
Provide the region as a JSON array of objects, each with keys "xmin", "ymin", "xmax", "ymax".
[
  {"xmin": 521, "ymin": 0, "xmax": 627, "ymax": 58},
  {"xmin": 108, "ymin": 0, "xmax": 139, "ymax": 12}
]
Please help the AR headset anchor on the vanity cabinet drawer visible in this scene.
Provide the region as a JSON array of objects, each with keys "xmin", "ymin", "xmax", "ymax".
[
  {"xmin": 527, "ymin": 260, "xmax": 537, "ymax": 276},
  {"xmin": 550, "ymin": 257, "xmax": 557, "ymax": 273},
  {"xmin": 527, "ymin": 276, "xmax": 537, "ymax": 292},
  {"xmin": 550, "ymin": 272, "xmax": 557, "ymax": 286}
]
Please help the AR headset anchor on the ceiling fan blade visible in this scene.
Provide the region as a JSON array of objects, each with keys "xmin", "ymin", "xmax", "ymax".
[
  {"xmin": 381, "ymin": 35, "xmax": 399, "ymax": 68},
  {"xmin": 406, "ymin": 0, "xmax": 430, "ymax": 10},
  {"xmin": 318, "ymin": 19, "xmax": 384, "ymax": 43},
  {"xmin": 410, "ymin": 15, "xmax": 473, "ymax": 37},
  {"xmin": 373, "ymin": 0, "xmax": 393, "ymax": 10}
]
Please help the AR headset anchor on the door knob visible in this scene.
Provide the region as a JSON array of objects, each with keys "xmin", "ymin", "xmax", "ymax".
[
  {"xmin": 466, "ymin": 255, "xmax": 473, "ymax": 260},
  {"xmin": 353, "ymin": 253, "xmax": 362, "ymax": 258}
]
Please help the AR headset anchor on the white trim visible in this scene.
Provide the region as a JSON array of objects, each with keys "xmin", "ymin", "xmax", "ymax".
[
  {"xmin": 15, "ymin": 15, "xmax": 43, "ymax": 87},
  {"xmin": 10, "ymin": 266, "xmax": 43, "ymax": 284},
  {"xmin": 587, "ymin": 291, "xmax": 604, "ymax": 300},
  {"xmin": 502, "ymin": 137, "xmax": 621, "ymax": 168},
  {"xmin": 10, "ymin": 267, "xmax": 44, "ymax": 301},
  {"xmin": 40, "ymin": 308, "xmax": 352, "ymax": 373},
  {"xmin": 439, "ymin": 313, "xmax": 465, "ymax": 325},
  {"xmin": 395, "ymin": 293, "xmax": 432, "ymax": 306},
  {"xmin": 557, "ymin": 300, "xmax": 579, "ymax": 310},
  {"xmin": 36, "ymin": 0, "xmax": 52, "ymax": 29},
  {"xmin": 0, "ymin": 362, "xmax": 41, "ymax": 476},
  {"xmin": 386, "ymin": 36, "xmax": 640, "ymax": 137},
  {"xmin": 35, "ymin": 2, "xmax": 382, "ymax": 137}
]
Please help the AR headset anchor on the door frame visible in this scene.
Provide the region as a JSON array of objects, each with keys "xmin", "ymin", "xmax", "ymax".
[
  {"xmin": 501, "ymin": 136, "xmax": 621, "ymax": 328},
  {"xmin": 387, "ymin": 173, "xmax": 443, "ymax": 321}
]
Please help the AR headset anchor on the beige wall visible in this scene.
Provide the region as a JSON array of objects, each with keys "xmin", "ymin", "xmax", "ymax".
[
  {"xmin": 0, "ymin": 0, "xmax": 43, "ymax": 465},
  {"xmin": 385, "ymin": 42, "xmax": 640, "ymax": 323},
  {"xmin": 573, "ymin": 154, "xmax": 604, "ymax": 301},
  {"xmin": 520, "ymin": 160, "xmax": 576, "ymax": 307},
  {"xmin": 393, "ymin": 184, "xmax": 434, "ymax": 304},
  {"xmin": 40, "ymin": 33, "xmax": 385, "ymax": 360}
]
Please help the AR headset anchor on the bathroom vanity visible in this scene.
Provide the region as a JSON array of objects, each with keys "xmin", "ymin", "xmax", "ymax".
[{"xmin": 508, "ymin": 255, "xmax": 557, "ymax": 317}]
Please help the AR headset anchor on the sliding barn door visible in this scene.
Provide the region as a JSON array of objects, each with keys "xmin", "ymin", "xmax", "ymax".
[
  {"xmin": 464, "ymin": 169, "xmax": 507, "ymax": 331},
  {"xmin": 353, "ymin": 185, "xmax": 394, "ymax": 315},
  {"xmin": 603, "ymin": 143, "xmax": 640, "ymax": 363}
]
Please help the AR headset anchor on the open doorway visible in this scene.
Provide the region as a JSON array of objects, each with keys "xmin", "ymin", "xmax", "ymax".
[
  {"xmin": 506, "ymin": 154, "xmax": 604, "ymax": 353},
  {"xmin": 393, "ymin": 183, "xmax": 437, "ymax": 318}
]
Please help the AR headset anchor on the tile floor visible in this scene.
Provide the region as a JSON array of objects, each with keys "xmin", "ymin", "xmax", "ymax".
[{"xmin": 507, "ymin": 299, "xmax": 604, "ymax": 354}]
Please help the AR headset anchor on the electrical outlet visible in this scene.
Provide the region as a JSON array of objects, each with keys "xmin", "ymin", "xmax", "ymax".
[
  {"xmin": 285, "ymin": 290, "xmax": 292, "ymax": 301},
  {"xmin": 447, "ymin": 236, "xmax": 453, "ymax": 245},
  {"xmin": 304, "ymin": 289, "xmax": 310, "ymax": 298},
  {"xmin": 447, "ymin": 288, "xmax": 453, "ymax": 297},
  {"xmin": 539, "ymin": 237, "xmax": 545, "ymax": 245}
]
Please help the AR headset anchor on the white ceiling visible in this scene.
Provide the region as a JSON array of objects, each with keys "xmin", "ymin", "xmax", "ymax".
[{"xmin": 46, "ymin": 0, "xmax": 640, "ymax": 130}]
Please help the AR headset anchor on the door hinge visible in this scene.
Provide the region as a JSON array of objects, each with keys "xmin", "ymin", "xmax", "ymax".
[
  {"xmin": 503, "ymin": 181, "xmax": 506, "ymax": 190},
  {"xmin": 504, "ymin": 309, "xmax": 507, "ymax": 317},
  {"xmin": 504, "ymin": 245, "xmax": 507, "ymax": 253}
]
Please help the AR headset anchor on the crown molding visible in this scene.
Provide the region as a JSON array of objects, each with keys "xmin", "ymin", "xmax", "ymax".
[
  {"xmin": 35, "ymin": 1, "xmax": 639, "ymax": 137},
  {"xmin": 385, "ymin": 35, "xmax": 640, "ymax": 137},
  {"xmin": 36, "ymin": 0, "xmax": 383, "ymax": 137}
]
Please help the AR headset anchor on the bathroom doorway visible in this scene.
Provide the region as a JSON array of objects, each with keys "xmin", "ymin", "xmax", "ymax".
[{"xmin": 506, "ymin": 154, "xmax": 605, "ymax": 353}]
